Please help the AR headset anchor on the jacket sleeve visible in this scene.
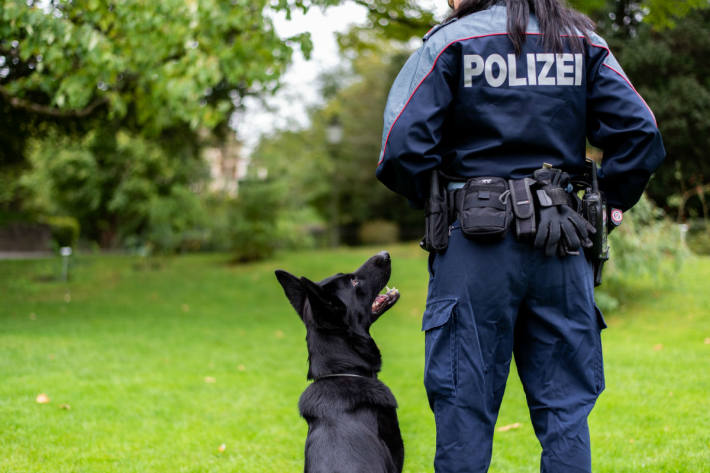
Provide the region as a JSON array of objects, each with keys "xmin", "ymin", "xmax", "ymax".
[
  {"xmin": 375, "ymin": 43, "xmax": 458, "ymax": 208},
  {"xmin": 586, "ymin": 35, "xmax": 666, "ymax": 212}
]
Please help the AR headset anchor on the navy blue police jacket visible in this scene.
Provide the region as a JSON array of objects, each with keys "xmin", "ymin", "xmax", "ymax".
[{"xmin": 375, "ymin": 4, "xmax": 665, "ymax": 211}]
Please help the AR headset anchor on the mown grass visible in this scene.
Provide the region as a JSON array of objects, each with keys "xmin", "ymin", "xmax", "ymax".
[{"xmin": 0, "ymin": 246, "xmax": 708, "ymax": 472}]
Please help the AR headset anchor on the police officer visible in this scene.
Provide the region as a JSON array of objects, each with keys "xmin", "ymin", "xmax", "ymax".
[{"xmin": 376, "ymin": 1, "xmax": 665, "ymax": 472}]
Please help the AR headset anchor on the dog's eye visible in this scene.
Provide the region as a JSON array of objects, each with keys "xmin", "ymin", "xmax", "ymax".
[{"xmin": 350, "ymin": 278, "xmax": 359, "ymax": 287}]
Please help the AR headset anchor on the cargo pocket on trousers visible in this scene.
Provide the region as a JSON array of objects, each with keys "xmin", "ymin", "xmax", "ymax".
[
  {"xmin": 593, "ymin": 304, "xmax": 606, "ymax": 394},
  {"xmin": 422, "ymin": 298, "xmax": 458, "ymax": 399}
]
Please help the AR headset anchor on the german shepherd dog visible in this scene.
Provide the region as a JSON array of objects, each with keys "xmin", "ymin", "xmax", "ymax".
[{"xmin": 275, "ymin": 251, "xmax": 403, "ymax": 473}]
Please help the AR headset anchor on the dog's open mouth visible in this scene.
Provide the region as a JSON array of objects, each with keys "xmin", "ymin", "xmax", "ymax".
[{"xmin": 371, "ymin": 286, "xmax": 400, "ymax": 315}]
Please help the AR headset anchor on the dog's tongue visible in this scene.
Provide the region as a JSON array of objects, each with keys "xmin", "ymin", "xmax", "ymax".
[{"xmin": 372, "ymin": 287, "xmax": 400, "ymax": 315}]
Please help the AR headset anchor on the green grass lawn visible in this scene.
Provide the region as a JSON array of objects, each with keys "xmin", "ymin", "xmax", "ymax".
[{"xmin": 1, "ymin": 246, "xmax": 709, "ymax": 472}]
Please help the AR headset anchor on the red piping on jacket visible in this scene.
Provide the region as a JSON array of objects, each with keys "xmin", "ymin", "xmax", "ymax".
[{"xmin": 586, "ymin": 41, "xmax": 658, "ymax": 127}]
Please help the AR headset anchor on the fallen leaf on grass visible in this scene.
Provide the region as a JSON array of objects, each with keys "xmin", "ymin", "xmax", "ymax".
[
  {"xmin": 36, "ymin": 393, "xmax": 50, "ymax": 404},
  {"xmin": 704, "ymin": 338, "xmax": 710, "ymax": 345},
  {"xmin": 218, "ymin": 443, "xmax": 226, "ymax": 453},
  {"xmin": 204, "ymin": 376, "xmax": 216, "ymax": 384},
  {"xmin": 496, "ymin": 423, "xmax": 521, "ymax": 432},
  {"xmin": 653, "ymin": 344, "xmax": 663, "ymax": 351},
  {"xmin": 59, "ymin": 404, "xmax": 71, "ymax": 410}
]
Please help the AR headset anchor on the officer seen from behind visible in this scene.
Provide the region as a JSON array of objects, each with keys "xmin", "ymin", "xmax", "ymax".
[{"xmin": 376, "ymin": 0, "xmax": 665, "ymax": 472}]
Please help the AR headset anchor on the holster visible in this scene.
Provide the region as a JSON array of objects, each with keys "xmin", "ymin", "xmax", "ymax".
[
  {"xmin": 508, "ymin": 178, "xmax": 537, "ymax": 240},
  {"xmin": 421, "ymin": 171, "xmax": 450, "ymax": 253}
]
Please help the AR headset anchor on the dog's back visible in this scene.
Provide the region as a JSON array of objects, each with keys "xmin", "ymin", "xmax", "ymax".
[{"xmin": 300, "ymin": 377, "xmax": 403, "ymax": 473}]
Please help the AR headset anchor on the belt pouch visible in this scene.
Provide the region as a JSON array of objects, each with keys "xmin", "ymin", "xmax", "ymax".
[
  {"xmin": 424, "ymin": 173, "xmax": 449, "ymax": 252},
  {"xmin": 509, "ymin": 178, "xmax": 537, "ymax": 240},
  {"xmin": 459, "ymin": 177, "xmax": 511, "ymax": 241}
]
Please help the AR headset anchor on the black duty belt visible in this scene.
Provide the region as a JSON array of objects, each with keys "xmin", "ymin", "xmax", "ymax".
[{"xmin": 447, "ymin": 177, "xmax": 538, "ymax": 240}]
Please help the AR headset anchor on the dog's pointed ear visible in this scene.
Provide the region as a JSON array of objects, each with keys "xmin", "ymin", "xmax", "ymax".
[
  {"xmin": 275, "ymin": 270, "xmax": 307, "ymax": 320},
  {"xmin": 300, "ymin": 277, "xmax": 347, "ymax": 329}
]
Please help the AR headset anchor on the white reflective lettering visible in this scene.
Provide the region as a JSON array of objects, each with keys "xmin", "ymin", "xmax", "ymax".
[
  {"xmin": 485, "ymin": 54, "xmax": 507, "ymax": 87},
  {"xmin": 508, "ymin": 54, "xmax": 527, "ymax": 86},
  {"xmin": 575, "ymin": 53, "xmax": 583, "ymax": 86},
  {"xmin": 463, "ymin": 52, "xmax": 584, "ymax": 87},
  {"xmin": 527, "ymin": 53, "xmax": 537, "ymax": 86},
  {"xmin": 556, "ymin": 53, "xmax": 574, "ymax": 86},
  {"xmin": 463, "ymin": 54, "xmax": 484, "ymax": 87},
  {"xmin": 537, "ymin": 53, "xmax": 555, "ymax": 85}
]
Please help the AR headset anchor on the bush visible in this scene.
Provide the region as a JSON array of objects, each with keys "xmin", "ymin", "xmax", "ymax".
[
  {"xmin": 687, "ymin": 231, "xmax": 710, "ymax": 255},
  {"xmin": 44, "ymin": 216, "xmax": 80, "ymax": 248},
  {"xmin": 358, "ymin": 220, "xmax": 400, "ymax": 245},
  {"xmin": 21, "ymin": 130, "xmax": 208, "ymax": 249},
  {"xmin": 144, "ymin": 186, "xmax": 206, "ymax": 253},
  {"xmin": 228, "ymin": 180, "xmax": 282, "ymax": 262},
  {"xmin": 686, "ymin": 220, "xmax": 710, "ymax": 255},
  {"xmin": 275, "ymin": 207, "xmax": 322, "ymax": 251},
  {"xmin": 595, "ymin": 194, "xmax": 687, "ymax": 313}
]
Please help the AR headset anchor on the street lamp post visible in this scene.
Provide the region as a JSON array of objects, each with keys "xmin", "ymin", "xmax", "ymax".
[
  {"xmin": 60, "ymin": 246, "xmax": 72, "ymax": 282},
  {"xmin": 326, "ymin": 117, "xmax": 343, "ymax": 247}
]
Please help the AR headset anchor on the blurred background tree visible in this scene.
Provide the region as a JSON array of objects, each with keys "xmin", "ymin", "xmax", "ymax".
[
  {"xmin": 0, "ymin": 0, "xmax": 314, "ymax": 137},
  {"xmin": 19, "ymin": 129, "xmax": 206, "ymax": 247},
  {"xmin": 0, "ymin": 0, "xmax": 320, "ymax": 251},
  {"xmin": 607, "ymin": 9, "xmax": 710, "ymax": 225},
  {"xmin": 580, "ymin": 0, "xmax": 710, "ymax": 250}
]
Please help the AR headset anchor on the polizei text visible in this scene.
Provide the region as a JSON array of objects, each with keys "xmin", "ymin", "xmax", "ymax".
[{"xmin": 463, "ymin": 53, "xmax": 584, "ymax": 88}]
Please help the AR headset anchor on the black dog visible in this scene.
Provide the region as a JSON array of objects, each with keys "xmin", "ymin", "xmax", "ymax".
[{"xmin": 275, "ymin": 251, "xmax": 404, "ymax": 473}]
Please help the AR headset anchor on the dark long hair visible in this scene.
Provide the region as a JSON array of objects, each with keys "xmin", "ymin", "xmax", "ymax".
[{"xmin": 446, "ymin": 0, "xmax": 594, "ymax": 54}]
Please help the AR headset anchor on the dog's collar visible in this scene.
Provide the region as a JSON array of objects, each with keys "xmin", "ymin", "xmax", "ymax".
[{"xmin": 313, "ymin": 373, "xmax": 373, "ymax": 382}]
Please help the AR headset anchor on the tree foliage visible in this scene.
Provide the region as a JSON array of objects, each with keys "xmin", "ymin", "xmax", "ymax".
[
  {"xmin": 0, "ymin": 0, "xmax": 331, "ymax": 251},
  {"xmin": 252, "ymin": 49, "xmax": 425, "ymax": 244},
  {"xmin": 20, "ymin": 129, "xmax": 206, "ymax": 247},
  {"xmin": 593, "ymin": 4, "xmax": 710, "ymax": 219},
  {"xmin": 251, "ymin": 126, "xmax": 332, "ymax": 215},
  {"xmin": 326, "ymin": 51, "xmax": 422, "ymax": 241},
  {"xmin": 635, "ymin": 0, "xmax": 710, "ymax": 29},
  {"xmin": 336, "ymin": 0, "xmax": 435, "ymax": 52},
  {"xmin": 0, "ymin": 0, "xmax": 315, "ymax": 135},
  {"xmin": 0, "ymin": 0, "xmax": 322, "ymax": 217}
]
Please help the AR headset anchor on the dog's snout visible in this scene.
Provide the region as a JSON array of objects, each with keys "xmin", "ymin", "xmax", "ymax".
[{"xmin": 375, "ymin": 251, "xmax": 390, "ymax": 266}]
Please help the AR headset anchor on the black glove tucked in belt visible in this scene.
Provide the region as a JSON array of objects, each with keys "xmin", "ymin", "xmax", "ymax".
[{"xmin": 533, "ymin": 167, "xmax": 596, "ymax": 257}]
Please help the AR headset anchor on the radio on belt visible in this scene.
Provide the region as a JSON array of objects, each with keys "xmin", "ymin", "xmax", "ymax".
[{"xmin": 582, "ymin": 158, "xmax": 610, "ymax": 287}]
